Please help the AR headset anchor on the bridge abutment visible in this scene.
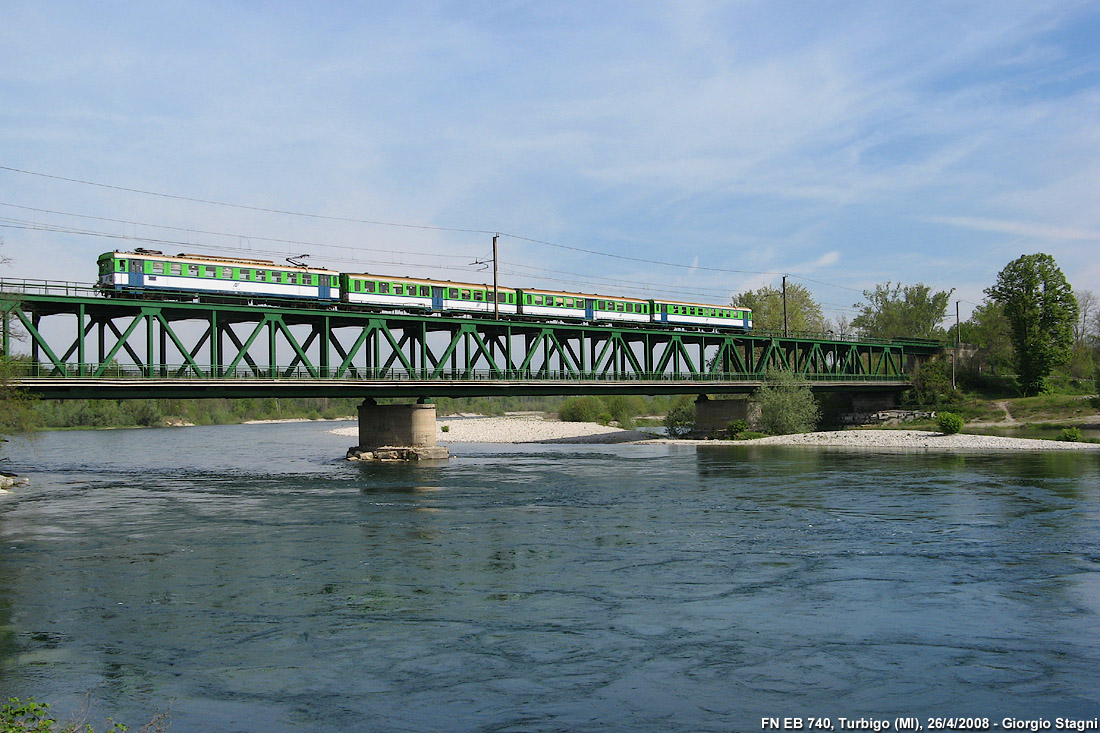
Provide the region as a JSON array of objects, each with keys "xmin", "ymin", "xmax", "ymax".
[{"xmin": 346, "ymin": 399, "xmax": 449, "ymax": 461}]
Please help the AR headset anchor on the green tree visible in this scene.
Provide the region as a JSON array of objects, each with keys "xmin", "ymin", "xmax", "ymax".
[
  {"xmin": 732, "ymin": 282, "xmax": 825, "ymax": 333},
  {"xmin": 986, "ymin": 253, "xmax": 1077, "ymax": 396},
  {"xmin": 960, "ymin": 299, "xmax": 1015, "ymax": 375},
  {"xmin": 754, "ymin": 370, "xmax": 819, "ymax": 435},
  {"xmin": 907, "ymin": 357, "xmax": 955, "ymax": 407},
  {"xmin": 851, "ymin": 282, "xmax": 954, "ymax": 340}
]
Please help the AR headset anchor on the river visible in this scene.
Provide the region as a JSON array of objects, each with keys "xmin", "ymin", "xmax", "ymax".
[{"xmin": 2, "ymin": 422, "xmax": 1099, "ymax": 731}]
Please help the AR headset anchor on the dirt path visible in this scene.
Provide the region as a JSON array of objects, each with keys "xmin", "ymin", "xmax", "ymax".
[{"xmin": 995, "ymin": 400, "xmax": 1020, "ymax": 425}]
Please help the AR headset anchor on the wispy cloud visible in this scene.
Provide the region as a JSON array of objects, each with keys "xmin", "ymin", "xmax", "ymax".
[{"xmin": 926, "ymin": 216, "xmax": 1100, "ymax": 241}]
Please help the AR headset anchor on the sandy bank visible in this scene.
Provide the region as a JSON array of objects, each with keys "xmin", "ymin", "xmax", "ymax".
[
  {"xmin": 330, "ymin": 415, "xmax": 654, "ymax": 444},
  {"xmin": 329, "ymin": 417, "xmax": 1100, "ymax": 450}
]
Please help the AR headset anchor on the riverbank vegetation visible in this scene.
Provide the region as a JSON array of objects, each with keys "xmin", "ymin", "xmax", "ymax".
[{"xmin": 1, "ymin": 696, "xmax": 169, "ymax": 732}]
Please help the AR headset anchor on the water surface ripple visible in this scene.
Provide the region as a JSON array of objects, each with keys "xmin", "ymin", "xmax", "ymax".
[{"xmin": 2, "ymin": 423, "xmax": 1099, "ymax": 731}]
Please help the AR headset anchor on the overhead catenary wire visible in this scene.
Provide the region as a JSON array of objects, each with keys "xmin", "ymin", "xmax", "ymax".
[
  {"xmin": 1, "ymin": 164, "xmax": 826, "ymax": 281},
  {"xmin": 1, "ymin": 164, "xmax": 933, "ymax": 314}
]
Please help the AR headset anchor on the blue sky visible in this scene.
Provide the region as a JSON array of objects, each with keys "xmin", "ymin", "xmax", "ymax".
[{"xmin": 2, "ymin": 1, "xmax": 1099, "ymax": 326}]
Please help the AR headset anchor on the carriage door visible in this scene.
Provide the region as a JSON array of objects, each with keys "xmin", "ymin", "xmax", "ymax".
[
  {"xmin": 318, "ymin": 274, "xmax": 330, "ymax": 300},
  {"xmin": 431, "ymin": 287, "xmax": 444, "ymax": 311},
  {"xmin": 128, "ymin": 259, "xmax": 144, "ymax": 288},
  {"xmin": 585, "ymin": 299, "xmax": 595, "ymax": 320}
]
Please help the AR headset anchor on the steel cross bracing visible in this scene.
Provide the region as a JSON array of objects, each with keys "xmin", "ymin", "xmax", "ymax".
[{"xmin": 1, "ymin": 285, "xmax": 940, "ymax": 399}]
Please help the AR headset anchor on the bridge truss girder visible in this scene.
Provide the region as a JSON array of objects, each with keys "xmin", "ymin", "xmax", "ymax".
[{"xmin": 1, "ymin": 291, "xmax": 934, "ymax": 398}]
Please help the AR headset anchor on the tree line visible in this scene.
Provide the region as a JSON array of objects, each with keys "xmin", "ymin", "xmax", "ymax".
[{"xmin": 733, "ymin": 252, "xmax": 1086, "ymax": 397}]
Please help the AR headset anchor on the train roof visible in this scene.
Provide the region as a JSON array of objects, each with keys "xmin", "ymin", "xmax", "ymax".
[
  {"xmin": 521, "ymin": 287, "xmax": 648, "ymax": 302},
  {"xmin": 344, "ymin": 272, "xmax": 518, "ymax": 291},
  {"xmin": 653, "ymin": 297, "xmax": 752, "ymax": 311},
  {"xmin": 100, "ymin": 250, "xmax": 339, "ymax": 273}
]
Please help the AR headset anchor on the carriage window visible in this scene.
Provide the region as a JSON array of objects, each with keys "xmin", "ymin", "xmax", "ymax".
[
  {"xmin": 379, "ymin": 283, "xmax": 390, "ymax": 294},
  {"xmin": 150, "ymin": 262, "xmax": 164, "ymax": 274},
  {"xmin": 419, "ymin": 286, "xmax": 429, "ymax": 297},
  {"xmin": 497, "ymin": 292, "xmax": 507, "ymax": 303},
  {"xmin": 394, "ymin": 284, "xmax": 404, "ymax": 295},
  {"xmin": 555, "ymin": 298, "xmax": 564, "ymax": 307},
  {"xmin": 473, "ymin": 290, "xmax": 483, "ymax": 301},
  {"xmin": 461, "ymin": 290, "xmax": 471, "ymax": 300},
  {"xmin": 449, "ymin": 288, "xmax": 458, "ymax": 298},
  {"xmin": 533, "ymin": 295, "xmax": 543, "ymax": 305},
  {"xmin": 170, "ymin": 263, "xmax": 183, "ymax": 276}
]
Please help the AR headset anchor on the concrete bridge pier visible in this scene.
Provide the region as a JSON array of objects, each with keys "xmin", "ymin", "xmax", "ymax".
[
  {"xmin": 694, "ymin": 395, "xmax": 758, "ymax": 436},
  {"xmin": 346, "ymin": 398, "xmax": 450, "ymax": 461}
]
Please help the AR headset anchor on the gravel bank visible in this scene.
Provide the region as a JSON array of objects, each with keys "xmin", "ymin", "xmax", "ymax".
[
  {"xmin": 728, "ymin": 429, "xmax": 1100, "ymax": 451},
  {"xmin": 330, "ymin": 415, "xmax": 654, "ymax": 444},
  {"xmin": 330, "ymin": 417, "xmax": 1100, "ymax": 450}
]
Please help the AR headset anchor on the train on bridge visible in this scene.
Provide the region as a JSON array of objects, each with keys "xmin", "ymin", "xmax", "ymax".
[{"xmin": 97, "ymin": 249, "xmax": 753, "ymax": 332}]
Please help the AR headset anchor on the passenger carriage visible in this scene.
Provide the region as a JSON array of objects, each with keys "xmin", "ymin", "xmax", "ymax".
[
  {"xmin": 96, "ymin": 250, "xmax": 341, "ymax": 301},
  {"xmin": 652, "ymin": 299, "xmax": 752, "ymax": 331},
  {"xmin": 342, "ymin": 273, "xmax": 519, "ymax": 316},
  {"xmin": 518, "ymin": 289, "xmax": 650, "ymax": 323}
]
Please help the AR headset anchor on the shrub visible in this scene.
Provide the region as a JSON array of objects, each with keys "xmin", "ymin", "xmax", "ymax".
[
  {"xmin": 936, "ymin": 412, "xmax": 964, "ymax": 434},
  {"xmin": 558, "ymin": 396, "xmax": 605, "ymax": 423},
  {"xmin": 664, "ymin": 398, "xmax": 696, "ymax": 438},
  {"xmin": 1060, "ymin": 426, "xmax": 1082, "ymax": 442},
  {"xmin": 738, "ymin": 430, "xmax": 768, "ymax": 440},
  {"xmin": 755, "ymin": 370, "xmax": 819, "ymax": 435},
  {"xmin": 440, "ymin": 424, "xmax": 450, "ymax": 433},
  {"xmin": 727, "ymin": 419, "xmax": 748, "ymax": 438}
]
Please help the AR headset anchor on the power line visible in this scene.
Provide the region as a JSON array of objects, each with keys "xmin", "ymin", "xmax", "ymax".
[
  {"xmin": 0, "ymin": 165, "xmax": 495, "ymax": 236},
  {"xmin": 1, "ymin": 164, "xmax": 791, "ymax": 279},
  {"xmin": 0, "ymin": 201, "xmax": 479, "ymax": 261},
  {"xmin": 1, "ymin": 163, "xmax": 903, "ymax": 296}
]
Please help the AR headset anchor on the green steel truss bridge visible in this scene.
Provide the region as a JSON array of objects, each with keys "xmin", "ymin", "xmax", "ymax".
[{"xmin": 1, "ymin": 281, "xmax": 943, "ymax": 400}]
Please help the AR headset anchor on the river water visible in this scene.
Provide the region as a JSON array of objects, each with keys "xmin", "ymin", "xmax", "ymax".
[{"xmin": 2, "ymin": 422, "xmax": 1099, "ymax": 732}]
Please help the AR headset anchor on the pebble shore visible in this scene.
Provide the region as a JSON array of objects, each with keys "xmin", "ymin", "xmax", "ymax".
[{"xmin": 330, "ymin": 415, "xmax": 1100, "ymax": 450}]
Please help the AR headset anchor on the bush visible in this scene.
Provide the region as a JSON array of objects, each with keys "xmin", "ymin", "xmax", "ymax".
[
  {"xmin": 727, "ymin": 419, "xmax": 748, "ymax": 438},
  {"xmin": 440, "ymin": 424, "xmax": 450, "ymax": 433},
  {"xmin": 558, "ymin": 396, "xmax": 605, "ymax": 423},
  {"xmin": 1060, "ymin": 426, "xmax": 1082, "ymax": 442},
  {"xmin": 664, "ymin": 398, "xmax": 696, "ymax": 438},
  {"xmin": 755, "ymin": 370, "xmax": 819, "ymax": 435},
  {"xmin": 936, "ymin": 412, "xmax": 964, "ymax": 434},
  {"xmin": 738, "ymin": 430, "xmax": 768, "ymax": 440}
]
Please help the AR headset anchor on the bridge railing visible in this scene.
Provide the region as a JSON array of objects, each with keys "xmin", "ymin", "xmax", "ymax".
[
  {"xmin": 1, "ymin": 278, "xmax": 101, "ymax": 298},
  {"xmin": 8, "ymin": 361, "xmax": 908, "ymax": 383}
]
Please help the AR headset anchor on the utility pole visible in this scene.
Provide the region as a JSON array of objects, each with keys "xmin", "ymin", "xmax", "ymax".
[
  {"xmin": 782, "ymin": 275, "xmax": 789, "ymax": 337},
  {"xmin": 492, "ymin": 234, "xmax": 499, "ymax": 320},
  {"xmin": 952, "ymin": 300, "xmax": 960, "ymax": 390}
]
